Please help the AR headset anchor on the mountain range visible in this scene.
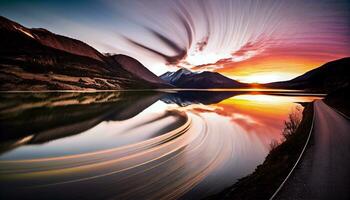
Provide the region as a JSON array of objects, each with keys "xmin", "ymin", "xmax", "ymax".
[
  {"xmin": 0, "ymin": 16, "xmax": 169, "ymax": 90},
  {"xmin": 160, "ymin": 68, "xmax": 247, "ymax": 88},
  {"xmin": 0, "ymin": 16, "xmax": 349, "ymax": 92}
]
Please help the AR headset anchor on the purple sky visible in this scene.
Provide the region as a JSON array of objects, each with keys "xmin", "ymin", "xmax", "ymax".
[{"xmin": 1, "ymin": 0, "xmax": 349, "ymax": 82}]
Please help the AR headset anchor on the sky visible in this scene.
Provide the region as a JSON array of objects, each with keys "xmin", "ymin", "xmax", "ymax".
[{"xmin": 1, "ymin": 0, "xmax": 349, "ymax": 83}]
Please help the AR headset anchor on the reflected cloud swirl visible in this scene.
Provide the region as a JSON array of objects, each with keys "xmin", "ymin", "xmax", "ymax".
[{"xmin": 0, "ymin": 91, "xmax": 321, "ymax": 199}]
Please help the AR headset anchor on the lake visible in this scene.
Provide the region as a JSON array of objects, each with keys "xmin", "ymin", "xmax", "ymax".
[{"xmin": 0, "ymin": 90, "xmax": 323, "ymax": 199}]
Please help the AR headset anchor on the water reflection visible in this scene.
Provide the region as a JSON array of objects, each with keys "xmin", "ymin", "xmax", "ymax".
[
  {"xmin": 0, "ymin": 91, "xmax": 322, "ymax": 199},
  {"xmin": 0, "ymin": 92, "xmax": 163, "ymax": 154}
]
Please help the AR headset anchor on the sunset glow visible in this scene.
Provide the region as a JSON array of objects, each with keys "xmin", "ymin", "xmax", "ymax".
[
  {"xmin": 1, "ymin": 0, "xmax": 349, "ymax": 199},
  {"xmin": 1, "ymin": 0, "xmax": 349, "ymax": 82},
  {"xmin": 216, "ymin": 55, "xmax": 330, "ymax": 83}
]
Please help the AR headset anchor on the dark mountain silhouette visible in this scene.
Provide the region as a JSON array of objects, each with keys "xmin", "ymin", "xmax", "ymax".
[
  {"xmin": 108, "ymin": 54, "xmax": 171, "ymax": 87},
  {"xmin": 265, "ymin": 57, "xmax": 350, "ymax": 92},
  {"xmin": 0, "ymin": 16, "xmax": 167, "ymax": 90},
  {"xmin": 160, "ymin": 68, "xmax": 247, "ymax": 88}
]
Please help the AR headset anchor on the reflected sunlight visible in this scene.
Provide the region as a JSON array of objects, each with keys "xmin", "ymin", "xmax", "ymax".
[{"xmin": 0, "ymin": 92, "xmax": 325, "ymax": 200}]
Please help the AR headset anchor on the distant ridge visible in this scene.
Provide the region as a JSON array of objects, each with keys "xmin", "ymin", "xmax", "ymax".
[
  {"xmin": 160, "ymin": 68, "xmax": 247, "ymax": 88},
  {"xmin": 265, "ymin": 57, "xmax": 350, "ymax": 92}
]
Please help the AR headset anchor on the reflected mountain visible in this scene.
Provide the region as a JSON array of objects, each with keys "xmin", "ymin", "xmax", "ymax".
[
  {"xmin": 0, "ymin": 91, "xmax": 322, "ymax": 200},
  {"xmin": 0, "ymin": 91, "xmax": 163, "ymax": 153},
  {"xmin": 159, "ymin": 89, "xmax": 316, "ymax": 107},
  {"xmin": 0, "ymin": 90, "xmax": 244, "ymax": 150},
  {"xmin": 0, "ymin": 90, "xmax": 320, "ymax": 155},
  {"xmin": 161, "ymin": 91, "xmax": 244, "ymax": 106}
]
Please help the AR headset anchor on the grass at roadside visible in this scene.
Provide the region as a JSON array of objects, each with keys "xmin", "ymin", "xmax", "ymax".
[{"xmin": 207, "ymin": 102, "xmax": 314, "ymax": 200}]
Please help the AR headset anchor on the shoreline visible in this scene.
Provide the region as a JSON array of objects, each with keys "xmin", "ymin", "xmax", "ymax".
[{"xmin": 207, "ymin": 102, "xmax": 315, "ymax": 200}]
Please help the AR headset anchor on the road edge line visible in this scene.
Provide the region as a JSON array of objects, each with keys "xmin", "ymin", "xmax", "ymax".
[{"xmin": 269, "ymin": 101, "xmax": 316, "ymax": 200}]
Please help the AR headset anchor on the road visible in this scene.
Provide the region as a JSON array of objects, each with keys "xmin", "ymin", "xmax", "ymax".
[{"xmin": 277, "ymin": 100, "xmax": 350, "ymax": 200}]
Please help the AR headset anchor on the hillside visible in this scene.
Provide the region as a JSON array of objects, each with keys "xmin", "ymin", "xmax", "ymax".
[
  {"xmin": 0, "ymin": 16, "xmax": 166, "ymax": 90},
  {"xmin": 265, "ymin": 58, "xmax": 350, "ymax": 92},
  {"xmin": 108, "ymin": 54, "xmax": 171, "ymax": 86}
]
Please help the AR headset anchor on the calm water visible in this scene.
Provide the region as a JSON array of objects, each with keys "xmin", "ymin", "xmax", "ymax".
[{"xmin": 0, "ymin": 90, "xmax": 322, "ymax": 199}]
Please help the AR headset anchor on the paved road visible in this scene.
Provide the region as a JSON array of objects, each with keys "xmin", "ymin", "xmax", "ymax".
[{"xmin": 277, "ymin": 100, "xmax": 350, "ymax": 200}]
